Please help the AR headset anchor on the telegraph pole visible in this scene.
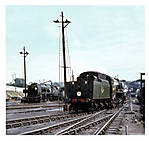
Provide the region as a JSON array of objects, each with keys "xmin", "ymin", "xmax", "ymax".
[
  {"xmin": 20, "ymin": 46, "xmax": 29, "ymax": 97},
  {"xmin": 54, "ymin": 12, "xmax": 71, "ymax": 102},
  {"xmin": 61, "ymin": 12, "xmax": 67, "ymax": 92}
]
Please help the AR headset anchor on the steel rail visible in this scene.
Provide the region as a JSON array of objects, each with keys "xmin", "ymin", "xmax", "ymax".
[
  {"xmin": 6, "ymin": 104, "xmax": 64, "ymax": 110},
  {"xmin": 6, "ymin": 112, "xmax": 87, "ymax": 129},
  {"xmin": 6, "ymin": 108, "xmax": 49, "ymax": 115},
  {"xmin": 57, "ymin": 114, "xmax": 112, "ymax": 135},
  {"xmin": 6, "ymin": 101, "xmax": 60, "ymax": 107},
  {"xmin": 20, "ymin": 113, "xmax": 94, "ymax": 135},
  {"xmin": 56, "ymin": 110, "xmax": 106, "ymax": 135},
  {"xmin": 94, "ymin": 104, "xmax": 127, "ymax": 135}
]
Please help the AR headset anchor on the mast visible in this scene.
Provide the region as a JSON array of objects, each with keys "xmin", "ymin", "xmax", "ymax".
[
  {"xmin": 54, "ymin": 12, "xmax": 71, "ymax": 101},
  {"xmin": 61, "ymin": 12, "xmax": 67, "ymax": 99},
  {"xmin": 19, "ymin": 46, "xmax": 29, "ymax": 97}
]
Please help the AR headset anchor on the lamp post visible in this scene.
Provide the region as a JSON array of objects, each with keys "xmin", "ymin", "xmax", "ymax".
[
  {"xmin": 20, "ymin": 46, "xmax": 29, "ymax": 97},
  {"xmin": 53, "ymin": 12, "xmax": 71, "ymax": 102}
]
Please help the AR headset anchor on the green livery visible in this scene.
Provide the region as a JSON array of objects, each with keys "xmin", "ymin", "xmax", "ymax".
[
  {"xmin": 66, "ymin": 71, "xmax": 121, "ymax": 111},
  {"xmin": 93, "ymin": 80, "xmax": 110, "ymax": 99}
]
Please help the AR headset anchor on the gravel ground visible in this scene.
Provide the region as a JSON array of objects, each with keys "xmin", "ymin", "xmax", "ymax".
[
  {"xmin": 6, "ymin": 100, "xmax": 63, "ymax": 120},
  {"xmin": 119, "ymin": 97, "xmax": 145, "ymax": 135}
]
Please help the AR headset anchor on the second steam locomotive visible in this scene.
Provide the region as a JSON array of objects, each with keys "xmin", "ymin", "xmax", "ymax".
[{"xmin": 21, "ymin": 82, "xmax": 63, "ymax": 103}]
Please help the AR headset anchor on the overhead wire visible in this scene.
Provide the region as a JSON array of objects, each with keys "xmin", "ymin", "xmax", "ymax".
[
  {"xmin": 58, "ymin": 24, "xmax": 72, "ymax": 85},
  {"xmin": 65, "ymin": 28, "xmax": 72, "ymax": 81},
  {"xmin": 58, "ymin": 26, "xmax": 62, "ymax": 86}
]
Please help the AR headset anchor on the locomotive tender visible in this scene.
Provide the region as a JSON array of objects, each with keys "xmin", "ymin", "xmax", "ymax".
[{"xmin": 66, "ymin": 71, "xmax": 122, "ymax": 111}]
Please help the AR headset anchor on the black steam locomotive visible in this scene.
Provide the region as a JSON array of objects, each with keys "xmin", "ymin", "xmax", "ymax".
[
  {"xmin": 66, "ymin": 71, "xmax": 125, "ymax": 112},
  {"xmin": 114, "ymin": 78, "xmax": 126, "ymax": 105},
  {"xmin": 21, "ymin": 83, "xmax": 62, "ymax": 103}
]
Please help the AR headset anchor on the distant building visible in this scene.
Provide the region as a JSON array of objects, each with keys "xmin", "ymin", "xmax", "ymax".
[{"xmin": 14, "ymin": 78, "xmax": 25, "ymax": 87}]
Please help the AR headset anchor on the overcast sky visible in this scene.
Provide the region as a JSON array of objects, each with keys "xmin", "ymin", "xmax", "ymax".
[{"xmin": 6, "ymin": 6, "xmax": 145, "ymax": 83}]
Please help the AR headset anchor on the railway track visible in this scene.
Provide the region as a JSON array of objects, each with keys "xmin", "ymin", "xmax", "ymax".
[
  {"xmin": 57, "ymin": 104, "xmax": 128, "ymax": 135},
  {"xmin": 6, "ymin": 101, "xmax": 60, "ymax": 107},
  {"xmin": 7, "ymin": 108, "xmax": 50, "ymax": 115},
  {"xmin": 94, "ymin": 103, "xmax": 128, "ymax": 135},
  {"xmin": 6, "ymin": 104, "xmax": 64, "ymax": 110},
  {"xmin": 20, "ymin": 110, "xmax": 107, "ymax": 135},
  {"xmin": 7, "ymin": 103, "xmax": 129, "ymax": 135},
  {"xmin": 6, "ymin": 111, "xmax": 88, "ymax": 129},
  {"xmin": 6, "ymin": 103, "xmax": 64, "ymax": 115},
  {"xmin": 57, "ymin": 112, "xmax": 112, "ymax": 135}
]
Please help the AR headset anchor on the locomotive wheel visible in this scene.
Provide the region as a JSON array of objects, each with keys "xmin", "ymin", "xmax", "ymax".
[
  {"xmin": 111, "ymin": 100, "xmax": 117, "ymax": 108},
  {"xmin": 68, "ymin": 105, "xmax": 73, "ymax": 111},
  {"xmin": 99, "ymin": 102, "xmax": 104, "ymax": 110},
  {"xmin": 108, "ymin": 101, "xmax": 113, "ymax": 109},
  {"xmin": 94, "ymin": 103, "xmax": 99, "ymax": 111},
  {"xmin": 49, "ymin": 95, "xmax": 53, "ymax": 101},
  {"xmin": 104, "ymin": 101, "xmax": 109, "ymax": 109}
]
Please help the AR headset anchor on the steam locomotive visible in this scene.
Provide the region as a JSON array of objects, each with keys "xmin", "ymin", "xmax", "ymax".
[
  {"xmin": 114, "ymin": 78, "xmax": 126, "ymax": 105},
  {"xmin": 65, "ymin": 71, "xmax": 125, "ymax": 111},
  {"xmin": 21, "ymin": 83, "xmax": 62, "ymax": 103}
]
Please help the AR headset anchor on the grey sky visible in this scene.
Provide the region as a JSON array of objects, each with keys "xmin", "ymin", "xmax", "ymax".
[{"xmin": 6, "ymin": 6, "xmax": 145, "ymax": 83}]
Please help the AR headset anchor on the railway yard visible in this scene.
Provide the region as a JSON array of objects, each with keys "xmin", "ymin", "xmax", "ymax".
[
  {"xmin": 5, "ymin": 10, "xmax": 145, "ymax": 136},
  {"xmin": 6, "ymin": 97, "xmax": 145, "ymax": 135}
]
